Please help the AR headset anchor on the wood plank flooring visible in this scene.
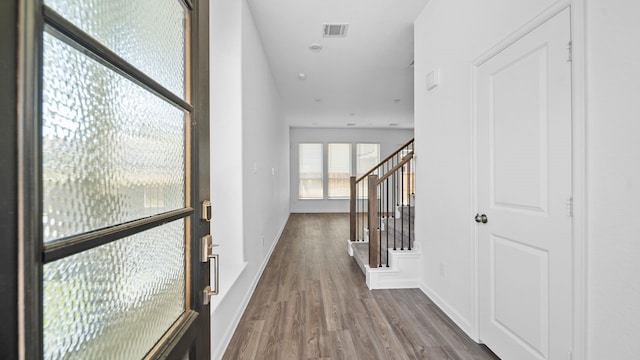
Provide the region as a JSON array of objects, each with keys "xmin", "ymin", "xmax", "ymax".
[{"xmin": 222, "ymin": 213, "xmax": 499, "ymax": 360}]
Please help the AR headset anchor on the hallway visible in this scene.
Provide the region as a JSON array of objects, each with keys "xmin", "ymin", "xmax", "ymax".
[{"xmin": 222, "ymin": 213, "xmax": 498, "ymax": 359}]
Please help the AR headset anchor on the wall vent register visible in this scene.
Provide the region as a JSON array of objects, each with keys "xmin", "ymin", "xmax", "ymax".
[{"xmin": 323, "ymin": 23, "xmax": 349, "ymax": 37}]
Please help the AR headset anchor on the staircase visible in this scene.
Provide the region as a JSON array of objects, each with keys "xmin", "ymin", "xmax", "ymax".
[
  {"xmin": 348, "ymin": 139, "xmax": 421, "ymax": 289},
  {"xmin": 351, "ymin": 206, "xmax": 414, "ymax": 273}
]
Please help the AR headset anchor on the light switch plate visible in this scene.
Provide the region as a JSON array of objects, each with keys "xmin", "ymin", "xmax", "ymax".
[{"xmin": 427, "ymin": 69, "xmax": 440, "ymax": 91}]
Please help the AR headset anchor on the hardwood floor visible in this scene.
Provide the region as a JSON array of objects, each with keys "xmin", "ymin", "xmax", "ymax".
[{"xmin": 222, "ymin": 213, "xmax": 499, "ymax": 360}]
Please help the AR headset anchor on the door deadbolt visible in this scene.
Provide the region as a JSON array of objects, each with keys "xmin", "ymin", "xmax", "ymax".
[
  {"xmin": 201, "ymin": 200, "xmax": 212, "ymax": 222},
  {"xmin": 474, "ymin": 213, "xmax": 488, "ymax": 224}
]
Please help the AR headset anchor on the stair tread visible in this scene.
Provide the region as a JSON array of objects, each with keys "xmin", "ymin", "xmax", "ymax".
[
  {"xmin": 352, "ymin": 242, "xmax": 368, "ymax": 274},
  {"xmin": 352, "ymin": 241, "xmax": 397, "ymax": 274}
]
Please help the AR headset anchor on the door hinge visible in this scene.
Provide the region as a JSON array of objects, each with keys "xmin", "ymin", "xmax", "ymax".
[
  {"xmin": 566, "ymin": 196, "xmax": 574, "ymax": 217},
  {"xmin": 567, "ymin": 41, "xmax": 573, "ymax": 62}
]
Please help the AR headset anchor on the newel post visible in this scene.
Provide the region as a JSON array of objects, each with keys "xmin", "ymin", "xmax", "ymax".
[
  {"xmin": 349, "ymin": 176, "xmax": 356, "ymax": 242},
  {"xmin": 368, "ymin": 174, "xmax": 379, "ymax": 268}
]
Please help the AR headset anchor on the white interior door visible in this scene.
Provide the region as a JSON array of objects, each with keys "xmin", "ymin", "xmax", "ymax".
[{"xmin": 477, "ymin": 8, "xmax": 572, "ymax": 360}]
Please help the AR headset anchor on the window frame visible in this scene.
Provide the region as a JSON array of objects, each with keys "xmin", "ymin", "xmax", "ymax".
[
  {"xmin": 295, "ymin": 142, "xmax": 382, "ymax": 201},
  {"xmin": 10, "ymin": 0, "xmax": 212, "ymax": 358}
]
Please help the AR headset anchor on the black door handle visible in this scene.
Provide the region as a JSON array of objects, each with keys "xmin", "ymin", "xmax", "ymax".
[{"xmin": 474, "ymin": 213, "xmax": 488, "ymax": 224}]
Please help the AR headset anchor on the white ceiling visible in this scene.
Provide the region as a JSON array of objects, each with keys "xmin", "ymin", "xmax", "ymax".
[{"xmin": 246, "ymin": 0, "xmax": 430, "ymax": 129}]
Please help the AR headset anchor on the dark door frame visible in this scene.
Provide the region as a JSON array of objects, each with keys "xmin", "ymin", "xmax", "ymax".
[
  {"xmin": 2, "ymin": 0, "xmax": 211, "ymax": 358},
  {"xmin": 0, "ymin": 0, "xmax": 20, "ymax": 356}
]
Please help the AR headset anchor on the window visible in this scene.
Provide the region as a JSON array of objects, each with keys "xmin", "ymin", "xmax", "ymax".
[
  {"xmin": 356, "ymin": 143, "xmax": 380, "ymax": 178},
  {"xmin": 356, "ymin": 144, "xmax": 380, "ymax": 199},
  {"xmin": 299, "ymin": 143, "xmax": 323, "ymax": 199},
  {"xmin": 327, "ymin": 144, "xmax": 351, "ymax": 198},
  {"xmin": 297, "ymin": 142, "xmax": 381, "ymax": 200}
]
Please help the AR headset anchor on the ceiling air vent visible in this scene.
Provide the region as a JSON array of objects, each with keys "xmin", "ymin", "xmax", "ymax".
[{"xmin": 323, "ymin": 23, "xmax": 349, "ymax": 37}]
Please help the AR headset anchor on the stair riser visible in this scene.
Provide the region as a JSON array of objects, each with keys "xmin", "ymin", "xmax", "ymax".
[
  {"xmin": 377, "ymin": 224, "xmax": 414, "ymax": 249},
  {"xmin": 384, "ymin": 218, "xmax": 413, "ymax": 232},
  {"xmin": 367, "ymin": 227, "xmax": 415, "ymax": 243},
  {"xmin": 378, "ymin": 234, "xmax": 413, "ymax": 250},
  {"xmin": 377, "ymin": 218, "xmax": 412, "ymax": 232},
  {"xmin": 399, "ymin": 207, "xmax": 415, "ymax": 220},
  {"xmin": 391, "ymin": 207, "xmax": 415, "ymax": 220}
]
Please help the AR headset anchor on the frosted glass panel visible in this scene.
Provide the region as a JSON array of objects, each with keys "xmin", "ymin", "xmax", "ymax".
[
  {"xmin": 44, "ymin": 0, "xmax": 187, "ymax": 97},
  {"xmin": 42, "ymin": 33, "xmax": 186, "ymax": 243},
  {"xmin": 43, "ymin": 220, "xmax": 185, "ymax": 360}
]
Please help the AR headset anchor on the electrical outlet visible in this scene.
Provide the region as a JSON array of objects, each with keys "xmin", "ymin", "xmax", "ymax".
[{"xmin": 439, "ymin": 262, "xmax": 445, "ymax": 278}]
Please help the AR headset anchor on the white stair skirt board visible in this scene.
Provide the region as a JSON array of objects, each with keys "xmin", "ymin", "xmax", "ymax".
[
  {"xmin": 347, "ymin": 240, "xmax": 354, "ymax": 256},
  {"xmin": 365, "ymin": 249, "xmax": 422, "ymax": 290}
]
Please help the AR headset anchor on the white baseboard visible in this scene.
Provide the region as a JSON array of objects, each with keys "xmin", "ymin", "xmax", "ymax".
[
  {"xmin": 211, "ymin": 214, "xmax": 290, "ymax": 360},
  {"xmin": 290, "ymin": 209, "xmax": 350, "ymax": 213},
  {"xmin": 209, "ymin": 262, "xmax": 247, "ymax": 313},
  {"xmin": 418, "ymin": 281, "xmax": 474, "ymax": 340}
]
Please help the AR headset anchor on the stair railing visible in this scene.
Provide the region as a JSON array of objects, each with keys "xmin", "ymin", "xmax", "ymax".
[{"xmin": 350, "ymin": 138, "xmax": 415, "ymax": 268}]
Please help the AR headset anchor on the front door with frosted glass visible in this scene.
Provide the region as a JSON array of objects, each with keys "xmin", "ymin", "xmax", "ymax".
[{"xmin": 5, "ymin": 0, "xmax": 211, "ymax": 358}]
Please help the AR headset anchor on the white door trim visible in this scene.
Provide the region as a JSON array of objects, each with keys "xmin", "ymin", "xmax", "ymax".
[{"xmin": 469, "ymin": 1, "xmax": 587, "ymax": 359}]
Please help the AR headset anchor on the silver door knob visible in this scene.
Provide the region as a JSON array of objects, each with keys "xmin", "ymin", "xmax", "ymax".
[{"xmin": 475, "ymin": 213, "xmax": 488, "ymax": 224}]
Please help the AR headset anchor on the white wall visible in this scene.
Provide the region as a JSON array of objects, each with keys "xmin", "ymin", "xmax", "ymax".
[
  {"xmin": 586, "ymin": 0, "xmax": 640, "ymax": 358},
  {"xmin": 290, "ymin": 127, "xmax": 413, "ymax": 213},
  {"xmin": 414, "ymin": 0, "xmax": 563, "ymax": 335},
  {"xmin": 415, "ymin": 0, "xmax": 640, "ymax": 358},
  {"xmin": 241, "ymin": 2, "xmax": 289, "ymax": 266},
  {"xmin": 211, "ymin": 0, "xmax": 243, "ymax": 268},
  {"xmin": 210, "ymin": 0, "xmax": 290, "ymax": 358}
]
